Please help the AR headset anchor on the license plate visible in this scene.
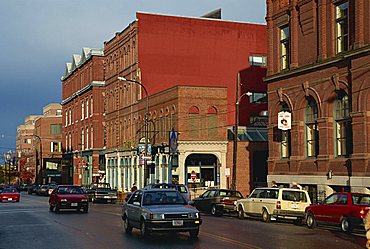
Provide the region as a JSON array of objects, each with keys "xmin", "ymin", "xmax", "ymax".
[
  {"xmin": 8, "ymin": 198, "xmax": 12, "ymax": 201},
  {"xmin": 291, "ymin": 203, "xmax": 298, "ymax": 209},
  {"xmin": 71, "ymin": 203, "xmax": 78, "ymax": 207},
  {"xmin": 172, "ymin": 220, "xmax": 183, "ymax": 226}
]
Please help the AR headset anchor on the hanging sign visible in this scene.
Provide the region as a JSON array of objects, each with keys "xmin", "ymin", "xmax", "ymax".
[{"xmin": 278, "ymin": 111, "xmax": 291, "ymax": 130}]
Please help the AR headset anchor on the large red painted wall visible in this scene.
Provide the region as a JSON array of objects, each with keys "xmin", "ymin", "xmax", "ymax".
[{"xmin": 137, "ymin": 12, "xmax": 267, "ymax": 125}]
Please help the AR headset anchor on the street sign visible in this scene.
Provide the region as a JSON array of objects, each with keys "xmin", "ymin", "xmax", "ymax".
[{"xmin": 191, "ymin": 170, "xmax": 197, "ymax": 180}]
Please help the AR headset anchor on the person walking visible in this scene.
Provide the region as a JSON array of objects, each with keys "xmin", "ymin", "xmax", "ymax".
[{"xmin": 130, "ymin": 183, "xmax": 137, "ymax": 192}]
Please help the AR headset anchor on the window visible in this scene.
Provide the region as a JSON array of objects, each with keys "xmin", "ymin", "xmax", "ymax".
[
  {"xmin": 305, "ymin": 97, "xmax": 319, "ymax": 157},
  {"xmin": 86, "ymin": 127, "xmax": 89, "ymax": 149},
  {"xmin": 86, "ymin": 99, "xmax": 89, "ymax": 119},
  {"xmin": 81, "ymin": 101, "xmax": 84, "ymax": 120},
  {"xmin": 280, "ymin": 102, "xmax": 291, "ymax": 158},
  {"xmin": 50, "ymin": 124, "xmax": 62, "ymax": 135},
  {"xmin": 65, "ymin": 135, "xmax": 68, "ymax": 150},
  {"xmin": 189, "ymin": 106, "xmax": 200, "ymax": 138},
  {"xmin": 91, "ymin": 127, "xmax": 93, "ymax": 149},
  {"xmin": 69, "ymin": 109, "xmax": 72, "ymax": 125},
  {"xmin": 57, "ymin": 109, "xmax": 62, "ymax": 116},
  {"xmin": 250, "ymin": 92, "xmax": 267, "ymax": 103},
  {"xmin": 207, "ymin": 107, "xmax": 218, "ymax": 138},
  {"xmin": 334, "ymin": 92, "xmax": 351, "ymax": 156},
  {"xmin": 335, "ymin": 1, "xmax": 348, "ymax": 54},
  {"xmin": 81, "ymin": 128, "xmax": 84, "ymax": 150},
  {"xmin": 50, "ymin": 142, "xmax": 62, "ymax": 152},
  {"xmin": 90, "ymin": 97, "xmax": 93, "ymax": 117},
  {"xmin": 249, "ymin": 55, "xmax": 267, "ymax": 66},
  {"xmin": 280, "ymin": 25, "xmax": 289, "ymax": 70},
  {"xmin": 323, "ymin": 193, "xmax": 340, "ymax": 205},
  {"xmin": 65, "ymin": 110, "xmax": 68, "ymax": 126}
]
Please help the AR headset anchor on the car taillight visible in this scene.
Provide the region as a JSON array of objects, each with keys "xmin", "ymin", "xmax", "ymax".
[
  {"xmin": 360, "ymin": 209, "xmax": 366, "ymax": 218},
  {"xmin": 276, "ymin": 201, "xmax": 281, "ymax": 210}
]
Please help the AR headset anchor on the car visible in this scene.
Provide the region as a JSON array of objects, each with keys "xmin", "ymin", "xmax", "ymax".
[
  {"xmin": 191, "ymin": 188, "xmax": 243, "ymax": 216},
  {"xmin": 49, "ymin": 185, "xmax": 89, "ymax": 213},
  {"xmin": 27, "ymin": 184, "xmax": 40, "ymax": 195},
  {"xmin": 37, "ymin": 184, "xmax": 49, "ymax": 196},
  {"xmin": 47, "ymin": 184, "xmax": 58, "ymax": 196},
  {"xmin": 121, "ymin": 188, "xmax": 202, "ymax": 239},
  {"xmin": 305, "ymin": 192, "xmax": 370, "ymax": 233},
  {"xmin": 0, "ymin": 188, "xmax": 20, "ymax": 202},
  {"xmin": 86, "ymin": 182, "xmax": 117, "ymax": 203},
  {"xmin": 236, "ymin": 187, "xmax": 311, "ymax": 224},
  {"xmin": 144, "ymin": 183, "xmax": 191, "ymax": 201}
]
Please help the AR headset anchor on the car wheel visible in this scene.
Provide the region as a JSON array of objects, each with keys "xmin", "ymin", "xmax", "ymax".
[
  {"xmin": 262, "ymin": 209, "xmax": 271, "ymax": 223},
  {"xmin": 55, "ymin": 204, "xmax": 60, "ymax": 213},
  {"xmin": 49, "ymin": 204, "xmax": 54, "ymax": 212},
  {"xmin": 306, "ymin": 212, "xmax": 317, "ymax": 229},
  {"xmin": 140, "ymin": 220, "xmax": 149, "ymax": 238},
  {"xmin": 211, "ymin": 205, "xmax": 219, "ymax": 216},
  {"xmin": 189, "ymin": 228, "xmax": 199, "ymax": 240},
  {"xmin": 341, "ymin": 217, "xmax": 352, "ymax": 233},
  {"xmin": 123, "ymin": 217, "xmax": 133, "ymax": 234},
  {"xmin": 237, "ymin": 206, "xmax": 244, "ymax": 219}
]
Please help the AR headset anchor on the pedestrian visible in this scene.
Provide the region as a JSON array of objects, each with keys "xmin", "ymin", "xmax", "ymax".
[
  {"xmin": 365, "ymin": 211, "xmax": 370, "ymax": 249},
  {"xmin": 271, "ymin": 181, "xmax": 278, "ymax": 188},
  {"xmin": 131, "ymin": 183, "xmax": 137, "ymax": 192}
]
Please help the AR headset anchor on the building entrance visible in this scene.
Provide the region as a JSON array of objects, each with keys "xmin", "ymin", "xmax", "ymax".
[{"xmin": 185, "ymin": 154, "xmax": 218, "ymax": 188}]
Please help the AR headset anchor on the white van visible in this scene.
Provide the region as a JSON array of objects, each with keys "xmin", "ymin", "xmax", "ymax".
[{"xmin": 236, "ymin": 187, "xmax": 311, "ymax": 224}]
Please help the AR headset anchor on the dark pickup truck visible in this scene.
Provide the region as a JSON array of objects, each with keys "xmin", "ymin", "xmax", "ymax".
[{"xmin": 86, "ymin": 183, "xmax": 117, "ymax": 203}]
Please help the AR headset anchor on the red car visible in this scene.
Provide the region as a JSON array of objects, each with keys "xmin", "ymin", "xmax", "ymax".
[
  {"xmin": 49, "ymin": 185, "xmax": 88, "ymax": 213},
  {"xmin": 0, "ymin": 188, "xmax": 20, "ymax": 202},
  {"xmin": 305, "ymin": 192, "xmax": 370, "ymax": 233}
]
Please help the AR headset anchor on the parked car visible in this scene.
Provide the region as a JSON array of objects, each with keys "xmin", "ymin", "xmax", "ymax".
[
  {"xmin": 27, "ymin": 184, "xmax": 39, "ymax": 195},
  {"xmin": 49, "ymin": 185, "xmax": 89, "ymax": 213},
  {"xmin": 37, "ymin": 185, "xmax": 49, "ymax": 196},
  {"xmin": 0, "ymin": 188, "xmax": 20, "ymax": 202},
  {"xmin": 191, "ymin": 188, "xmax": 243, "ymax": 216},
  {"xmin": 86, "ymin": 183, "xmax": 117, "ymax": 203},
  {"xmin": 236, "ymin": 187, "xmax": 311, "ymax": 224},
  {"xmin": 305, "ymin": 192, "xmax": 370, "ymax": 233},
  {"xmin": 145, "ymin": 183, "xmax": 191, "ymax": 201},
  {"xmin": 122, "ymin": 188, "xmax": 202, "ymax": 239}
]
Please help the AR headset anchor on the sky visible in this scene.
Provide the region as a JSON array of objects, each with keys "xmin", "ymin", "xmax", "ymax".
[{"xmin": 0, "ymin": 0, "xmax": 266, "ymax": 160}]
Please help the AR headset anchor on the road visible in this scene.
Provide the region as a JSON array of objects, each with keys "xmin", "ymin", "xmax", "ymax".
[{"xmin": 0, "ymin": 192, "xmax": 367, "ymax": 249}]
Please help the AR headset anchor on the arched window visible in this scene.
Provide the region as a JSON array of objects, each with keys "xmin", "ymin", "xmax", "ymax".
[
  {"xmin": 334, "ymin": 91, "xmax": 351, "ymax": 156},
  {"xmin": 207, "ymin": 107, "xmax": 218, "ymax": 138},
  {"xmin": 305, "ymin": 97, "xmax": 319, "ymax": 157},
  {"xmin": 280, "ymin": 102, "xmax": 291, "ymax": 158},
  {"xmin": 189, "ymin": 106, "xmax": 200, "ymax": 138}
]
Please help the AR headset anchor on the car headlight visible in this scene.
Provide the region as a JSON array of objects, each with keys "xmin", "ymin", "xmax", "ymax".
[
  {"xmin": 81, "ymin": 199, "xmax": 88, "ymax": 202},
  {"xmin": 151, "ymin": 213, "xmax": 165, "ymax": 220},
  {"xmin": 61, "ymin": 199, "xmax": 67, "ymax": 202},
  {"xmin": 189, "ymin": 212, "xmax": 200, "ymax": 219}
]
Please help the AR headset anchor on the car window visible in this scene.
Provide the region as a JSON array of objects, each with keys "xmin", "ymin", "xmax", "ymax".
[
  {"xmin": 208, "ymin": 190, "xmax": 217, "ymax": 197},
  {"xmin": 128, "ymin": 191, "xmax": 142, "ymax": 205},
  {"xmin": 177, "ymin": 185, "xmax": 188, "ymax": 193},
  {"xmin": 249, "ymin": 189, "xmax": 262, "ymax": 198},
  {"xmin": 143, "ymin": 191, "xmax": 185, "ymax": 205},
  {"xmin": 323, "ymin": 193, "xmax": 340, "ymax": 204},
  {"xmin": 2, "ymin": 188, "xmax": 17, "ymax": 193},
  {"xmin": 57, "ymin": 186, "xmax": 84, "ymax": 194},
  {"xmin": 337, "ymin": 194, "xmax": 348, "ymax": 205},
  {"xmin": 352, "ymin": 194, "xmax": 370, "ymax": 206},
  {"xmin": 201, "ymin": 190, "xmax": 210, "ymax": 198},
  {"xmin": 282, "ymin": 190, "xmax": 306, "ymax": 202}
]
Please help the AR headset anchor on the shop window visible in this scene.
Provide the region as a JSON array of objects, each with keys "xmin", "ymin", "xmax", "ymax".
[
  {"xmin": 280, "ymin": 102, "xmax": 291, "ymax": 158},
  {"xmin": 189, "ymin": 106, "xmax": 200, "ymax": 138}
]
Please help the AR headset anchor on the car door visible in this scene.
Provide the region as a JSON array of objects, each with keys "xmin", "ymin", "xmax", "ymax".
[
  {"xmin": 204, "ymin": 190, "xmax": 217, "ymax": 212},
  {"xmin": 315, "ymin": 193, "xmax": 341, "ymax": 223},
  {"xmin": 331, "ymin": 193, "xmax": 349, "ymax": 224},
  {"xmin": 194, "ymin": 190, "xmax": 210, "ymax": 211},
  {"xmin": 245, "ymin": 189, "xmax": 263, "ymax": 216},
  {"xmin": 127, "ymin": 191, "xmax": 143, "ymax": 227}
]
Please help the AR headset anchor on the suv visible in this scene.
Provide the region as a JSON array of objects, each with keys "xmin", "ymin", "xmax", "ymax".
[
  {"xmin": 144, "ymin": 183, "xmax": 191, "ymax": 201},
  {"xmin": 236, "ymin": 187, "xmax": 311, "ymax": 224},
  {"xmin": 86, "ymin": 183, "xmax": 117, "ymax": 203}
]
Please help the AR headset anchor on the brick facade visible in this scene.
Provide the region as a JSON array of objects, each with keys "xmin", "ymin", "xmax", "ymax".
[{"xmin": 266, "ymin": 0, "xmax": 370, "ymax": 198}]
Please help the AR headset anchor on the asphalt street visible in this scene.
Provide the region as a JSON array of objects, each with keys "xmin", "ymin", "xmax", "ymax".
[{"xmin": 0, "ymin": 192, "xmax": 367, "ymax": 249}]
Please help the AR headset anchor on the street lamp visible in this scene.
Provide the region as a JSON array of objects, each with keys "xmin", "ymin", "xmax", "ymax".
[
  {"xmin": 33, "ymin": 135, "xmax": 42, "ymax": 185},
  {"xmin": 117, "ymin": 77, "xmax": 149, "ymax": 186},
  {"xmin": 231, "ymin": 91, "xmax": 252, "ymax": 190}
]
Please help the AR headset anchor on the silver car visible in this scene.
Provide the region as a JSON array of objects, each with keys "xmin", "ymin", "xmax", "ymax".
[{"xmin": 121, "ymin": 189, "xmax": 202, "ymax": 239}]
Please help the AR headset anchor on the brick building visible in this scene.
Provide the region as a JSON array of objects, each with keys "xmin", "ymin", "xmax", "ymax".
[
  {"xmin": 265, "ymin": 0, "xmax": 370, "ymax": 201},
  {"xmin": 104, "ymin": 12, "xmax": 267, "ymax": 193},
  {"xmin": 33, "ymin": 104, "xmax": 63, "ymax": 184},
  {"xmin": 61, "ymin": 48, "xmax": 105, "ymax": 185},
  {"xmin": 16, "ymin": 115, "xmax": 40, "ymax": 184}
]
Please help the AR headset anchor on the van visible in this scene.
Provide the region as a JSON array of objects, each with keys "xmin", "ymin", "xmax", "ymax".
[{"xmin": 236, "ymin": 187, "xmax": 311, "ymax": 224}]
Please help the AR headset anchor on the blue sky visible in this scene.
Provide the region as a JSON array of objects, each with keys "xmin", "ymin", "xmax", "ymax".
[{"xmin": 0, "ymin": 0, "xmax": 266, "ymax": 159}]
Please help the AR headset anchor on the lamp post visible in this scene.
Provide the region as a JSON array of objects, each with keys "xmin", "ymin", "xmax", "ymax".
[
  {"xmin": 33, "ymin": 135, "xmax": 42, "ymax": 184},
  {"xmin": 231, "ymin": 90, "xmax": 252, "ymax": 191},
  {"xmin": 4, "ymin": 151, "xmax": 12, "ymax": 185},
  {"xmin": 117, "ymin": 77, "xmax": 149, "ymax": 186}
]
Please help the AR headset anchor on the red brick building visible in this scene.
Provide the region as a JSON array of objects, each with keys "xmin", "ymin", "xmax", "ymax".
[
  {"xmin": 265, "ymin": 0, "xmax": 370, "ymax": 201},
  {"xmin": 61, "ymin": 48, "xmax": 105, "ymax": 185},
  {"xmin": 104, "ymin": 12, "xmax": 267, "ymax": 194}
]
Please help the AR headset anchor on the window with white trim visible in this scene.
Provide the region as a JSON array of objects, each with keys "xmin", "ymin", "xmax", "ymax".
[
  {"xmin": 335, "ymin": 1, "xmax": 348, "ymax": 54},
  {"xmin": 334, "ymin": 92, "xmax": 351, "ymax": 156}
]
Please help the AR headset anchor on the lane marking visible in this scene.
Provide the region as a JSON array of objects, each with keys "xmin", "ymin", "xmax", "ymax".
[{"xmin": 201, "ymin": 231, "xmax": 263, "ymax": 249}]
